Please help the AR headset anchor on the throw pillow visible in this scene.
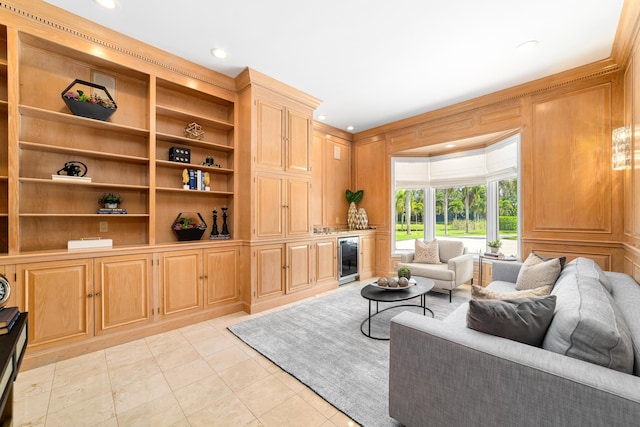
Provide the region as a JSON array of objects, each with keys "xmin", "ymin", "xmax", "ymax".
[
  {"xmin": 471, "ymin": 284, "xmax": 553, "ymax": 300},
  {"xmin": 515, "ymin": 253, "xmax": 562, "ymax": 290},
  {"xmin": 466, "ymin": 296, "xmax": 557, "ymax": 347},
  {"xmin": 534, "ymin": 253, "xmax": 567, "ymax": 270},
  {"xmin": 414, "ymin": 239, "xmax": 440, "ymax": 264}
]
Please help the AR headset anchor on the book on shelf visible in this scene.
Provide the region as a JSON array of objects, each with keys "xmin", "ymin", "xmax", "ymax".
[
  {"xmin": 483, "ymin": 252, "xmax": 504, "ymax": 258},
  {"xmin": 97, "ymin": 208, "xmax": 128, "ymax": 214},
  {"xmin": 51, "ymin": 174, "xmax": 92, "ymax": 183},
  {"xmin": 0, "ymin": 306, "xmax": 20, "ymax": 335}
]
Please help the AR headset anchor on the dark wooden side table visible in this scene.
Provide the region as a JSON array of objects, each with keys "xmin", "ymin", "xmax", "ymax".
[
  {"xmin": 478, "ymin": 254, "xmax": 517, "ymax": 286},
  {"xmin": 0, "ymin": 312, "xmax": 28, "ymax": 426}
]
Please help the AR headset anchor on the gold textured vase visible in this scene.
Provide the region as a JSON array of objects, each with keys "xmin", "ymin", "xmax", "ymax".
[{"xmin": 347, "ymin": 202, "xmax": 358, "ymax": 230}]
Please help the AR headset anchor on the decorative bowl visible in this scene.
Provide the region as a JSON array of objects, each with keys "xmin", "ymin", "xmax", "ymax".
[{"xmin": 62, "ymin": 79, "xmax": 117, "ymax": 121}]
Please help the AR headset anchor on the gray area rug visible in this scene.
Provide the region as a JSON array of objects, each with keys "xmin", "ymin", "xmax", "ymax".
[{"xmin": 228, "ymin": 283, "xmax": 468, "ymax": 427}]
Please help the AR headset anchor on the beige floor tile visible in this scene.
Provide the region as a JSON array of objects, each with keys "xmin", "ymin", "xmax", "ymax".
[
  {"xmin": 205, "ymin": 343, "xmax": 252, "ymax": 372},
  {"xmin": 298, "ymin": 388, "xmax": 339, "ymax": 419},
  {"xmin": 145, "ymin": 329, "xmax": 190, "ymax": 356},
  {"xmin": 187, "ymin": 394, "xmax": 256, "ymax": 427},
  {"xmin": 45, "ymin": 392, "xmax": 115, "ymax": 427},
  {"xmin": 218, "ymin": 358, "xmax": 271, "ymax": 391},
  {"xmin": 108, "ymin": 356, "xmax": 162, "ymax": 390},
  {"xmin": 12, "ymin": 390, "xmax": 50, "ymax": 426},
  {"xmin": 254, "ymin": 355, "xmax": 280, "ymax": 374},
  {"xmin": 52, "ymin": 351, "xmax": 108, "ymax": 389},
  {"xmin": 328, "ymin": 410, "xmax": 361, "ymax": 427},
  {"xmin": 14, "ymin": 364, "xmax": 54, "ymax": 401},
  {"xmin": 13, "ymin": 415, "xmax": 46, "ymax": 427},
  {"xmin": 112, "ymin": 372, "xmax": 172, "ymax": 414},
  {"xmin": 163, "ymin": 358, "xmax": 215, "ymax": 391},
  {"xmin": 245, "ymin": 420, "xmax": 266, "ymax": 427},
  {"xmin": 91, "ymin": 417, "xmax": 119, "ymax": 427},
  {"xmin": 187, "ymin": 333, "xmax": 236, "ymax": 357},
  {"xmin": 179, "ymin": 319, "xmax": 221, "ymax": 340},
  {"xmin": 235, "ymin": 375, "xmax": 296, "ymax": 417},
  {"xmin": 173, "ymin": 372, "xmax": 234, "ymax": 416},
  {"xmin": 104, "ymin": 338, "xmax": 153, "ymax": 369},
  {"xmin": 153, "ymin": 345, "xmax": 201, "ymax": 371},
  {"xmin": 259, "ymin": 394, "xmax": 327, "ymax": 427},
  {"xmin": 48, "ymin": 371, "xmax": 112, "ymax": 413},
  {"xmin": 116, "ymin": 392, "xmax": 187, "ymax": 426},
  {"xmin": 273, "ymin": 371, "xmax": 306, "ymax": 393}
]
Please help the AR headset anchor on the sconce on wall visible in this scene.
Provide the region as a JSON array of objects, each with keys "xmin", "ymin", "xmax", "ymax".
[{"xmin": 612, "ymin": 126, "xmax": 631, "ymax": 170}]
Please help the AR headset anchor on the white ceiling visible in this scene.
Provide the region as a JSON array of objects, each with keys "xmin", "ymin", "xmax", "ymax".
[{"xmin": 43, "ymin": 0, "xmax": 625, "ymax": 133}]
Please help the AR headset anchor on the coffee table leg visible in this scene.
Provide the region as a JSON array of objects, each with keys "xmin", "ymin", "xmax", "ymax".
[{"xmin": 368, "ymin": 300, "xmax": 372, "ymax": 337}]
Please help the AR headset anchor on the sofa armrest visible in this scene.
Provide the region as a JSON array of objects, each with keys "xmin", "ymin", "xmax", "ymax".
[
  {"xmin": 491, "ymin": 260, "xmax": 522, "ymax": 283},
  {"xmin": 447, "ymin": 253, "xmax": 474, "ymax": 285},
  {"xmin": 389, "ymin": 312, "xmax": 640, "ymax": 427},
  {"xmin": 400, "ymin": 252, "xmax": 414, "ymax": 263}
]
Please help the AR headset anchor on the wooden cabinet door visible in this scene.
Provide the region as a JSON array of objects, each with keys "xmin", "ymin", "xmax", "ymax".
[
  {"xmin": 19, "ymin": 259, "xmax": 93, "ymax": 349},
  {"xmin": 159, "ymin": 250, "xmax": 202, "ymax": 317},
  {"xmin": 286, "ymin": 242, "xmax": 311, "ymax": 293},
  {"xmin": 315, "ymin": 239, "xmax": 337, "ymax": 286},
  {"xmin": 286, "ymin": 176, "xmax": 311, "ymax": 237},
  {"xmin": 256, "ymin": 99, "xmax": 285, "ymax": 171},
  {"xmin": 94, "ymin": 254, "xmax": 152, "ymax": 335},
  {"xmin": 204, "ymin": 247, "xmax": 238, "ymax": 308},
  {"xmin": 255, "ymin": 245, "xmax": 285, "ymax": 299},
  {"xmin": 256, "ymin": 173, "xmax": 284, "ymax": 239},
  {"xmin": 360, "ymin": 235, "xmax": 375, "ymax": 280},
  {"xmin": 286, "ymin": 109, "xmax": 312, "ymax": 174}
]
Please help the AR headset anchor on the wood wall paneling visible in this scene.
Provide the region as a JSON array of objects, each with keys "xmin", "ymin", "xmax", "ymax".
[
  {"xmin": 529, "ymin": 84, "xmax": 612, "ymax": 234},
  {"xmin": 354, "ymin": 138, "xmax": 388, "ymax": 228}
]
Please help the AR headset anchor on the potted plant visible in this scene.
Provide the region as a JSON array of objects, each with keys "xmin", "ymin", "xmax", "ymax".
[
  {"xmin": 487, "ymin": 240, "xmax": 502, "ymax": 253},
  {"xmin": 98, "ymin": 192, "xmax": 122, "ymax": 209},
  {"xmin": 398, "ymin": 266, "xmax": 411, "ymax": 279},
  {"xmin": 345, "ymin": 189, "xmax": 364, "ymax": 230}
]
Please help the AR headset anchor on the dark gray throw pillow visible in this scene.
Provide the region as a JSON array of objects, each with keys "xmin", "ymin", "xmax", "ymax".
[{"xmin": 466, "ymin": 296, "xmax": 557, "ymax": 347}]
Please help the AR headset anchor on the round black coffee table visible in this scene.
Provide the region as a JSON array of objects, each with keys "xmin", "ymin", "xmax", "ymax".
[{"xmin": 360, "ymin": 277, "xmax": 435, "ymax": 340}]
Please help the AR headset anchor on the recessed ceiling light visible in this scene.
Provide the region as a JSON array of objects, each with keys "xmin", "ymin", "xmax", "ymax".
[
  {"xmin": 517, "ymin": 40, "xmax": 539, "ymax": 51},
  {"xmin": 317, "ymin": 114, "xmax": 327, "ymax": 121},
  {"xmin": 210, "ymin": 48, "xmax": 227, "ymax": 59},
  {"xmin": 445, "ymin": 144, "xmax": 455, "ymax": 148},
  {"xmin": 94, "ymin": 0, "xmax": 117, "ymax": 9},
  {"xmin": 347, "ymin": 125, "xmax": 355, "ymax": 131}
]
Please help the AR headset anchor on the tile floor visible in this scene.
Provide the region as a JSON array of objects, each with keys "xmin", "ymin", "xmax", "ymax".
[{"xmin": 13, "ymin": 288, "xmax": 361, "ymax": 427}]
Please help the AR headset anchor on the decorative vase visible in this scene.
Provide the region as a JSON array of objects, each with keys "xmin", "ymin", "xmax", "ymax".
[
  {"xmin": 356, "ymin": 207, "xmax": 368, "ymax": 230},
  {"xmin": 347, "ymin": 202, "xmax": 358, "ymax": 230},
  {"xmin": 105, "ymin": 203, "xmax": 118, "ymax": 209},
  {"xmin": 490, "ymin": 246, "xmax": 498, "ymax": 253}
]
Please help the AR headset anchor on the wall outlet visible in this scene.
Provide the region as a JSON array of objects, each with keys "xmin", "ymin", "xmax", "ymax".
[{"xmin": 99, "ymin": 221, "xmax": 108, "ymax": 232}]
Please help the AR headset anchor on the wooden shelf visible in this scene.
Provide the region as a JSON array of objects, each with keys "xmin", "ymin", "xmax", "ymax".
[
  {"xmin": 19, "ymin": 105, "xmax": 150, "ymax": 137},
  {"xmin": 19, "ymin": 213, "xmax": 149, "ymax": 217},
  {"xmin": 156, "ymin": 187, "xmax": 233, "ymax": 196},
  {"xmin": 19, "ymin": 177, "xmax": 149, "ymax": 191},
  {"xmin": 155, "ymin": 160, "xmax": 233, "ymax": 174},
  {"xmin": 20, "ymin": 141, "xmax": 150, "ymax": 165},
  {"xmin": 156, "ymin": 132, "xmax": 234, "ymax": 152},
  {"xmin": 156, "ymin": 105, "xmax": 233, "ymax": 131}
]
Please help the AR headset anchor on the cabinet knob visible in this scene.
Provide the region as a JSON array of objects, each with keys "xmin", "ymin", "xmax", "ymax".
[
  {"xmin": 87, "ymin": 293, "xmax": 93, "ymax": 298},
  {"xmin": 94, "ymin": 292, "xmax": 101, "ymax": 297}
]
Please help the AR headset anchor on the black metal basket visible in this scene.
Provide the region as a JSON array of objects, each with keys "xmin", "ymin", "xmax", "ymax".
[
  {"xmin": 172, "ymin": 212, "xmax": 207, "ymax": 241},
  {"xmin": 61, "ymin": 79, "xmax": 117, "ymax": 121}
]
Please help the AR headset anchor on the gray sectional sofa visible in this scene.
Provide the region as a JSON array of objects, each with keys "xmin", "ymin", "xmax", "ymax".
[{"xmin": 389, "ymin": 257, "xmax": 640, "ymax": 427}]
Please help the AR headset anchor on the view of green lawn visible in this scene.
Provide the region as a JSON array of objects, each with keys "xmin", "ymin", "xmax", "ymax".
[{"xmin": 395, "ymin": 223, "xmax": 515, "ymax": 241}]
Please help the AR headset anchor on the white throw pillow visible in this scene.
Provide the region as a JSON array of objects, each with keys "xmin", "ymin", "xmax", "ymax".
[
  {"xmin": 414, "ymin": 239, "xmax": 440, "ymax": 264},
  {"xmin": 515, "ymin": 253, "xmax": 561, "ymax": 290}
]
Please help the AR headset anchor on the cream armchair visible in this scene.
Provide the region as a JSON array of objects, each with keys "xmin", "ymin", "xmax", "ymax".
[{"xmin": 398, "ymin": 239, "xmax": 474, "ymax": 302}]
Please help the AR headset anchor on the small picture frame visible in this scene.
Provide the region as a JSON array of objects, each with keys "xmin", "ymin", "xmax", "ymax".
[{"xmin": 92, "ymin": 71, "xmax": 117, "ymax": 101}]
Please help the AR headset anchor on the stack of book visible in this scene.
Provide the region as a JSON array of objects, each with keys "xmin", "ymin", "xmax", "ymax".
[
  {"xmin": 97, "ymin": 208, "xmax": 128, "ymax": 214},
  {"xmin": 483, "ymin": 252, "xmax": 505, "ymax": 259},
  {"xmin": 0, "ymin": 306, "xmax": 20, "ymax": 335}
]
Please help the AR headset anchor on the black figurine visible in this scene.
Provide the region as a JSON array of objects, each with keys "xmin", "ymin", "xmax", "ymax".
[
  {"xmin": 221, "ymin": 207, "xmax": 230, "ymax": 236},
  {"xmin": 210, "ymin": 209, "xmax": 219, "ymax": 237}
]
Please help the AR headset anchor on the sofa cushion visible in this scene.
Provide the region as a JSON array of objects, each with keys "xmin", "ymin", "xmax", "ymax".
[
  {"xmin": 471, "ymin": 284, "xmax": 553, "ymax": 300},
  {"xmin": 414, "ymin": 239, "xmax": 440, "ymax": 264},
  {"xmin": 515, "ymin": 253, "xmax": 562, "ymax": 290},
  {"xmin": 568, "ymin": 257, "xmax": 613, "ymax": 293},
  {"xmin": 543, "ymin": 274, "xmax": 634, "ymax": 374},
  {"xmin": 466, "ymin": 296, "xmax": 557, "ymax": 347},
  {"xmin": 402, "ymin": 262, "xmax": 454, "ymax": 281}
]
